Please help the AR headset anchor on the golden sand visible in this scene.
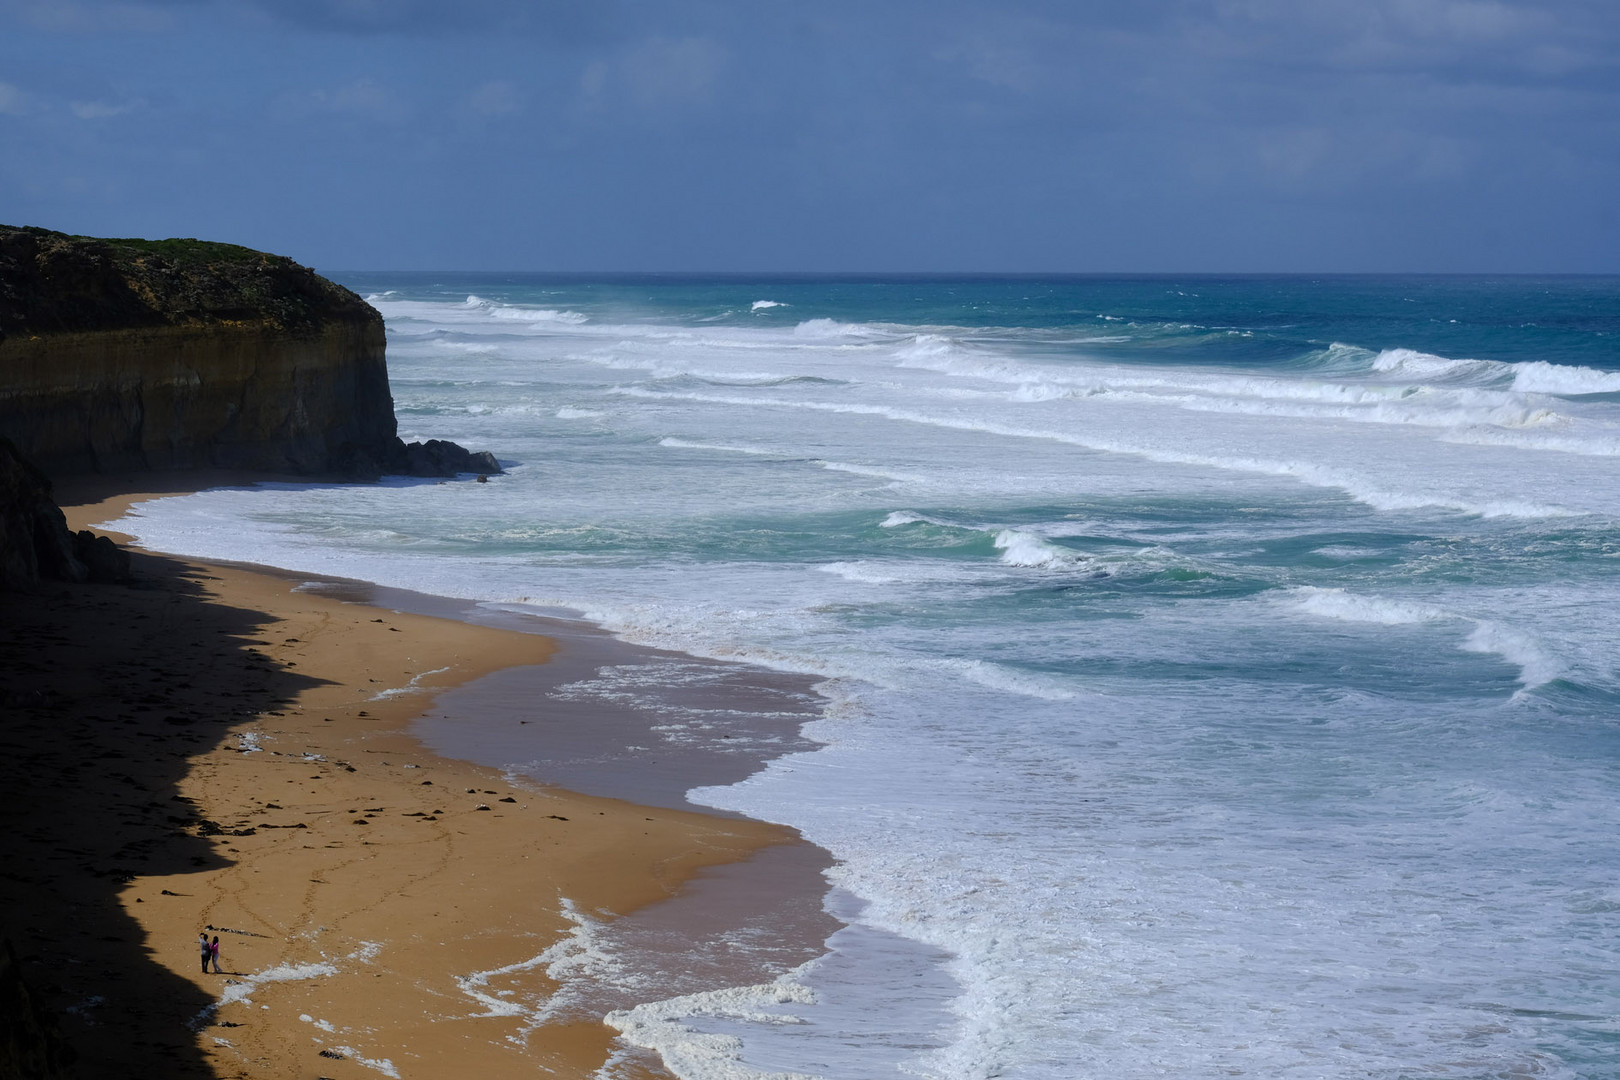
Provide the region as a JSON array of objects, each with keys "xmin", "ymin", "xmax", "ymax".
[{"xmin": 0, "ymin": 483, "xmax": 809, "ymax": 1079}]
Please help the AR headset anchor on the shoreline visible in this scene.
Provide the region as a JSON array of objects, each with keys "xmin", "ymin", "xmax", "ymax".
[{"xmin": 0, "ymin": 477, "xmax": 840, "ymax": 1079}]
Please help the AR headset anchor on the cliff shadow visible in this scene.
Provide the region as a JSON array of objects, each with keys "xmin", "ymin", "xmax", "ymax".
[{"xmin": 0, "ymin": 549, "xmax": 327, "ymax": 1080}]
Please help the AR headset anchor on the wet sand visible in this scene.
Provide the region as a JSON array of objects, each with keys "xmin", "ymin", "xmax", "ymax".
[{"xmin": 0, "ymin": 478, "xmax": 836, "ymax": 1079}]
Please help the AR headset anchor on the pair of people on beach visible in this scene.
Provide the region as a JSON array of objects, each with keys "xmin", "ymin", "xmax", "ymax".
[{"xmin": 198, "ymin": 932, "xmax": 222, "ymax": 974}]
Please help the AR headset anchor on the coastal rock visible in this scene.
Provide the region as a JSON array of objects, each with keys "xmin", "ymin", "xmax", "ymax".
[
  {"xmin": 0, "ymin": 225, "xmax": 500, "ymax": 481},
  {"xmin": 397, "ymin": 438, "xmax": 502, "ymax": 479},
  {"xmin": 0, "ymin": 436, "xmax": 86, "ymax": 588},
  {"xmin": 73, "ymin": 529, "xmax": 132, "ymax": 583},
  {"xmin": 0, "ymin": 437, "xmax": 133, "ymax": 589}
]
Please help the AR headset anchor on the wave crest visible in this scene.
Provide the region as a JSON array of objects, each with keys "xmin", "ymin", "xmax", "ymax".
[
  {"xmin": 463, "ymin": 295, "xmax": 588, "ymax": 324},
  {"xmin": 793, "ymin": 318, "xmax": 874, "ymax": 339},
  {"xmin": 1509, "ymin": 361, "xmax": 1620, "ymax": 395}
]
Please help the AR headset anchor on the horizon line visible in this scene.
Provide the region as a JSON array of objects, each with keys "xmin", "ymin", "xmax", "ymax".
[{"xmin": 316, "ymin": 268, "xmax": 1620, "ymax": 279}]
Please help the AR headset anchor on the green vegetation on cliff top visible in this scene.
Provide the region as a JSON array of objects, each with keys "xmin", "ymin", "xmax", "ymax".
[
  {"xmin": 0, "ymin": 224, "xmax": 375, "ymax": 340},
  {"xmin": 97, "ymin": 234, "xmax": 268, "ymax": 266}
]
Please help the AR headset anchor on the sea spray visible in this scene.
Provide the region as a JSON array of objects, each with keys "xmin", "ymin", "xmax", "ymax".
[{"xmin": 119, "ymin": 273, "xmax": 1620, "ymax": 1080}]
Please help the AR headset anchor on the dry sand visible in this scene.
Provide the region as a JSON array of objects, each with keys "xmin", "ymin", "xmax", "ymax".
[{"xmin": 0, "ymin": 482, "xmax": 819, "ymax": 1080}]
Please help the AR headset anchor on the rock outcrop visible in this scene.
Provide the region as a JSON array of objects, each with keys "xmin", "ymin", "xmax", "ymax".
[
  {"xmin": 0, "ymin": 225, "xmax": 501, "ymax": 590},
  {"xmin": 0, "ymin": 436, "xmax": 129, "ymax": 589},
  {"xmin": 0, "ymin": 225, "xmax": 499, "ymax": 480}
]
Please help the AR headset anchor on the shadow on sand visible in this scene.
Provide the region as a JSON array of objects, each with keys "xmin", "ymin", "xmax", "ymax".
[{"xmin": 0, "ymin": 549, "xmax": 326, "ymax": 1079}]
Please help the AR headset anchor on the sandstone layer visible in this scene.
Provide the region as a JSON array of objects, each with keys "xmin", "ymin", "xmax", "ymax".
[
  {"xmin": 0, "ymin": 226, "xmax": 405, "ymax": 478},
  {"xmin": 0, "ymin": 225, "xmax": 499, "ymax": 588}
]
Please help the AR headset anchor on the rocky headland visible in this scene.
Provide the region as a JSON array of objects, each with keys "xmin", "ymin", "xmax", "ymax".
[
  {"xmin": 0, "ymin": 227, "xmax": 505, "ymax": 1079},
  {"xmin": 0, "ymin": 224, "xmax": 499, "ymax": 587}
]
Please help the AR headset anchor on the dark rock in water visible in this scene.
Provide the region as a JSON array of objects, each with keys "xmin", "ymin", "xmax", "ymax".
[{"xmin": 394, "ymin": 438, "xmax": 502, "ymax": 479}]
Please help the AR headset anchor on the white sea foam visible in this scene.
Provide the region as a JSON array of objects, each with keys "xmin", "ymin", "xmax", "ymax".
[
  {"xmin": 616, "ymin": 386, "xmax": 1587, "ymax": 518},
  {"xmin": 369, "ymin": 666, "xmax": 450, "ymax": 700},
  {"xmin": 1292, "ymin": 589, "xmax": 1559, "ymax": 691},
  {"xmin": 1461, "ymin": 621, "xmax": 1561, "ymax": 691},
  {"xmin": 1510, "ymin": 360, "xmax": 1620, "ymax": 394},
  {"xmin": 1370, "ymin": 348, "xmax": 1620, "ymax": 397},
  {"xmin": 751, "ymin": 300, "xmax": 786, "ymax": 311},
  {"xmin": 792, "ymin": 318, "xmax": 874, "ymax": 340},
  {"xmin": 660, "ymin": 437, "xmax": 779, "ymax": 456},
  {"xmin": 812, "ymin": 460, "xmax": 930, "ymax": 484},
  {"xmin": 557, "ymin": 406, "xmax": 605, "ymax": 419},
  {"xmin": 992, "ymin": 529, "xmax": 1085, "ymax": 569},
  {"xmin": 816, "ymin": 560, "xmax": 975, "ymax": 586},
  {"xmin": 117, "ymin": 285, "xmax": 1620, "ymax": 1080},
  {"xmin": 331, "ymin": 1047, "xmax": 400, "ymax": 1078},
  {"xmin": 1310, "ymin": 545, "xmax": 1384, "ymax": 561},
  {"xmin": 1291, "ymin": 587, "xmax": 1449, "ymax": 625},
  {"xmin": 926, "ymin": 656, "xmax": 1079, "ymax": 701},
  {"xmin": 190, "ymin": 942, "xmax": 380, "ymax": 1029},
  {"xmin": 604, "ymin": 975, "xmax": 818, "ymax": 1080},
  {"xmin": 1440, "ymin": 425, "xmax": 1620, "ymax": 457},
  {"xmin": 895, "ymin": 333, "xmax": 962, "ymax": 363},
  {"xmin": 454, "ymin": 899, "xmax": 625, "ymax": 1030},
  {"xmin": 1370, "ymin": 347, "xmax": 1499, "ymax": 383},
  {"xmin": 463, "ymin": 295, "xmax": 588, "ymax": 323},
  {"xmin": 818, "ymin": 561, "xmax": 902, "ymax": 585}
]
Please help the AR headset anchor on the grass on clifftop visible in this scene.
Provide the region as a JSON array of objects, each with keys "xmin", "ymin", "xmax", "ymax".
[
  {"xmin": 94, "ymin": 235, "xmax": 268, "ymax": 267},
  {"xmin": 0, "ymin": 224, "xmax": 373, "ymax": 336}
]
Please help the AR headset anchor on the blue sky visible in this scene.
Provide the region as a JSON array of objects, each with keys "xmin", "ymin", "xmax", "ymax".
[{"xmin": 2, "ymin": 0, "xmax": 1617, "ymax": 272}]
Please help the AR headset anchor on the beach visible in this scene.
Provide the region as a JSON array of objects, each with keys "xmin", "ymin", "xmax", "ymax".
[
  {"xmin": 9, "ymin": 273, "xmax": 1620, "ymax": 1079},
  {"xmin": 0, "ymin": 479, "xmax": 828, "ymax": 1080}
]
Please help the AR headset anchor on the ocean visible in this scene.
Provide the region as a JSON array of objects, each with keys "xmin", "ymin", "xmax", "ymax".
[{"xmin": 114, "ymin": 274, "xmax": 1620, "ymax": 1079}]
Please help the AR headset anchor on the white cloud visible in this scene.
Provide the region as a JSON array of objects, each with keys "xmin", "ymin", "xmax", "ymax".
[
  {"xmin": 621, "ymin": 36, "xmax": 725, "ymax": 107},
  {"xmin": 465, "ymin": 79, "xmax": 521, "ymax": 117},
  {"xmin": 325, "ymin": 79, "xmax": 393, "ymax": 115},
  {"xmin": 0, "ymin": 81, "xmax": 31, "ymax": 116},
  {"xmin": 573, "ymin": 36, "xmax": 726, "ymax": 113},
  {"xmin": 274, "ymin": 78, "xmax": 408, "ymax": 123},
  {"xmin": 70, "ymin": 99, "xmax": 144, "ymax": 119}
]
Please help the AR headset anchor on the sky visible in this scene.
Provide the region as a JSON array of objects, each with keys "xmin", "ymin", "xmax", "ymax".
[{"xmin": 1, "ymin": 0, "xmax": 1617, "ymax": 272}]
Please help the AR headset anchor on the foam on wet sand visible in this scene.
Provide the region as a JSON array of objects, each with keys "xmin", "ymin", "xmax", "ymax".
[{"xmin": 0, "ymin": 478, "xmax": 824, "ymax": 1079}]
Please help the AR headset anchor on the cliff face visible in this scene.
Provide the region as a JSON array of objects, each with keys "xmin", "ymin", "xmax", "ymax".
[
  {"xmin": 0, "ymin": 225, "xmax": 500, "ymax": 590},
  {"xmin": 0, "ymin": 225, "xmax": 400, "ymax": 477}
]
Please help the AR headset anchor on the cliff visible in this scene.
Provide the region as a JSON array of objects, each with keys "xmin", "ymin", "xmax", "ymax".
[
  {"xmin": 0, "ymin": 225, "xmax": 499, "ymax": 590},
  {"xmin": 0, "ymin": 225, "xmax": 498, "ymax": 479}
]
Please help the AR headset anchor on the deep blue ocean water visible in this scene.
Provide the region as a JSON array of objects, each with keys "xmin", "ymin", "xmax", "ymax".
[{"xmin": 116, "ymin": 275, "xmax": 1620, "ymax": 1079}]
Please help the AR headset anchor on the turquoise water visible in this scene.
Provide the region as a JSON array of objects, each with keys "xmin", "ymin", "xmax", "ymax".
[{"xmin": 119, "ymin": 275, "xmax": 1620, "ymax": 1079}]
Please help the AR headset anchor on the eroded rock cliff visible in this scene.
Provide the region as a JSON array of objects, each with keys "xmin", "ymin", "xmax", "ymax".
[
  {"xmin": 0, "ymin": 225, "xmax": 499, "ymax": 588},
  {"xmin": 0, "ymin": 225, "xmax": 407, "ymax": 477}
]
